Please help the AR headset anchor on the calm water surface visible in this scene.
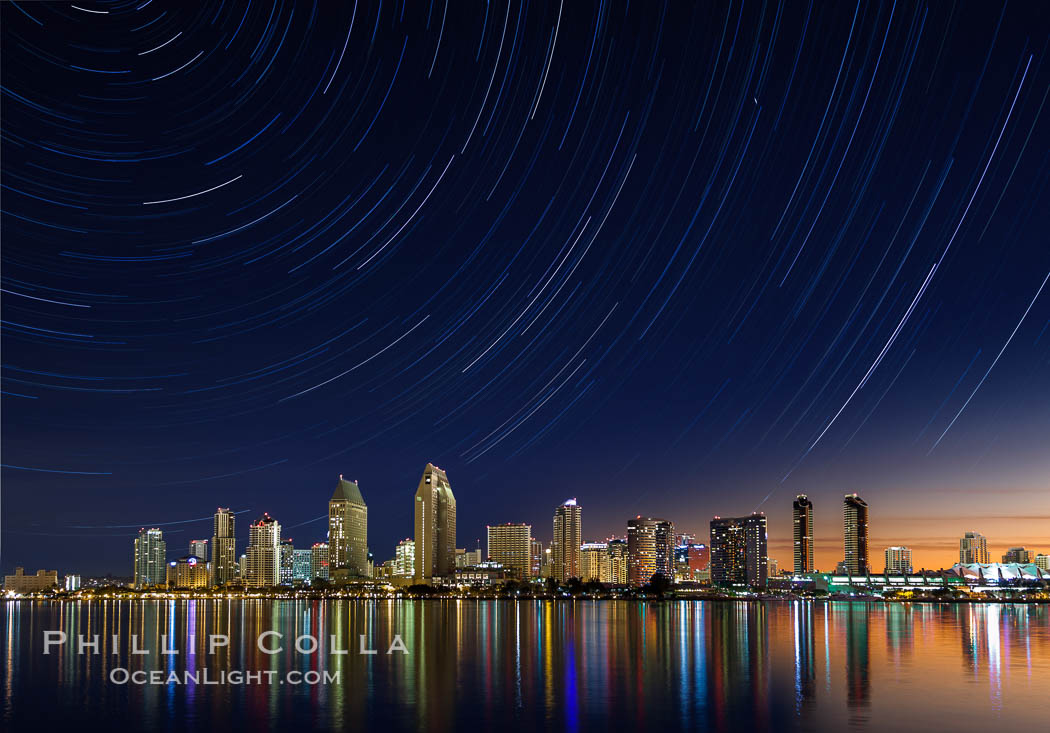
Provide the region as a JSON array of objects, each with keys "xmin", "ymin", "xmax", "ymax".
[{"xmin": 2, "ymin": 600, "xmax": 1047, "ymax": 731}]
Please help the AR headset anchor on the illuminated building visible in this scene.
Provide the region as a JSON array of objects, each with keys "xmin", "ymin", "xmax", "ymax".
[
  {"xmin": 245, "ymin": 513, "xmax": 280, "ymax": 587},
  {"xmin": 607, "ymin": 540, "xmax": 628, "ymax": 585},
  {"xmin": 486, "ymin": 523, "xmax": 532, "ymax": 580},
  {"xmin": 291, "ymin": 549, "xmax": 312, "ymax": 582},
  {"xmin": 768, "ymin": 557, "xmax": 779, "ymax": 577},
  {"xmin": 63, "ymin": 574, "xmax": 81, "ymax": 591},
  {"xmin": 884, "ymin": 546, "xmax": 913, "ymax": 574},
  {"xmin": 311, "ymin": 542, "xmax": 329, "ymax": 581},
  {"xmin": 329, "ymin": 475, "xmax": 368, "ymax": 576},
  {"xmin": 673, "ymin": 543, "xmax": 710, "ymax": 582},
  {"xmin": 710, "ymin": 513, "xmax": 767, "ymax": 586},
  {"xmin": 166, "ymin": 556, "xmax": 209, "ymax": 589},
  {"xmin": 959, "ymin": 531, "xmax": 989, "ymax": 564},
  {"xmin": 792, "ymin": 494, "xmax": 814, "ymax": 573},
  {"xmin": 279, "ymin": 540, "xmax": 294, "ymax": 584},
  {"xmin": 4, "ymin": 567, "xmax": 59, "ymax": 593},
  {"xmin": 133, "ymin": 528, "xmax": 166, "ymax": 588},
  {"xmin": 210, "ymin": 508, "xmax": 236, "ymax": 587},
  {"xmin": 627, "ymin": 517, "xmax": 675, "ymax": 586},
  {"xmin": 843, "ymin": 494, "xmax": 869, "ymax": 575},
  {"xmin": 530, "ymin": 538, "xmax": 543, "ymax": 578},
  {"xmin": 552, "ymin": 499, "xmax": 582, "ymax": 582},
  {"xmin": 395, "ymin": 538, "xmax": 415, "ymax": 576},
  {"xmin": 580, "ymin": 542, "xmax": 609, "ymax": 582},
  {"xmin": 414, "ymin": 463, "xmax": 456, "ymax": 582},
  {"xmin": 189, "ymin": 539, "xmax": 208, "ymax": 561},
  {"xmin": 1036, "ymin": 554, "xmax": 1050, "ymax": 572},
  {"xmin": 1002, "ymin": 547, "xmax": 1032, "ymax": 564}
]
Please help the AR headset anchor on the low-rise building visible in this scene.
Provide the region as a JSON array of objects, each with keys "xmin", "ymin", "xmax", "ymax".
[{"xmin": 4, "ymin": 567, "xmax": 59, "ymax": 593}]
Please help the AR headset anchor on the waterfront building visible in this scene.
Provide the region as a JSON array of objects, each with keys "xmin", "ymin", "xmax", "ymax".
[
  {"xmin": 580, "ymin": 542, "xmax": 609, "ymax": 582},
  {"xmin": 710, "ymin": 513, "xmax": 768, "ymax": 586},
  {"xmin": 189, "ymin": 539, "xmax": 208, "ymax": 561},
  {"xmin": 166, "ymin": 556, "xmax": 209, "ymax": 589},
  {"xmin": 245, "ymin": 513, "xmax": 281, "ymax": 587},
  {"xmin": 4, "ymin": 567, "xmax": 59, "ymax": 593},
  {"xmin": 311, "ymin": 542, "xmax": 330, "ymax": 581},
  {"xmin": 486, "ymin": 523, "xmax": 532, "ymax": 580},
  {"xmin": 329, "ymin": 475, "xmax": 368, "ymax": 577},
  {"xmin": 1002, "ymin": 547, "xmax": 1031, "ymax": 564},
  {"xmin": 959, "ymin": 531, "xmax": 989, "ymax": 564},
  {"xmin": 673, "ymin": 543, "xmax": 710, "ymax": 582},
  {"xmin": 238, "ymin": 554, "xmax": 247, "ymax": 579},
  {"xmin": 843, "ymin": 494, "xmax": 870, "ymax": 575},
  {"xmin": 627, "ymin": 517, "xmax": 675, "ymax": 586},
  {"xmin": 768, "ymin": 557, "xmax": 779, "ymax": 577},
  {"xmin": 414, "ymin": 463, "xmax": 456, "ymax": 582},
  {"xmin": 885, "ymin": 546, "xmax": 913, "ymax": 574},
  {"xmin": 395, "ymin": 538, "xmax": 415, "ymax": 576},
  {"xmin": 279, "ymin": 540, "xmax": 295, "ymax": 584},
  {"xmin": 455, "ymin": 547, "xmax": 482, "ymax": 568},
  {"xmin": 607, "ymin": 539, "xmax": 628, "ymax": 585},
  {"xmin": 133, "ymin": 528, "xmax": 166, "ymax": 588},
  {"xmin": 291, "ymin": 549, "xmax": 312, "ymax": 582},
  {"xmin": 530, "ymin": 538, "xmax": 543, "ymax": 578},
  {"xmin": 1036, "ymin": 554, "xmax": 1050, "ymax": 572},
  {"xmin": 63, "ymin": 574, "xmax": 81, "ymax": 591},
  {"xmin": 793, "ymin": 494, "xmax": 814, "ymax": 573},
  {"xmin": 210, "ymin": 508, "xmax": 237, "ymax": 587},
  {"xmin": 552, "ymin": 499, "xmax": 582, "ymax": 582}
]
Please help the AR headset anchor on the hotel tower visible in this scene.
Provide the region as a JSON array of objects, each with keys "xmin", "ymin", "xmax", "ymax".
[
  {"xmin": 552, "ymin": 499, "xmax": 582, "ymax": 583},
  {"xmin": 793, "ymin": 494, "xmax": 814, "ymax": 574},
  {"xmin": 210, "ymin": 507, "xmax": 236, "ymax": 587},
  {"xmin": 413, "ymin": 463, "xmax": 456, "ymax": 582},
  {"xmin": 329, "ymin": 475, "xmax": 368, "ymax": 576},
  {"xmin": 843, "ymin": 494, "xmax": 870, "ymax": 575}
]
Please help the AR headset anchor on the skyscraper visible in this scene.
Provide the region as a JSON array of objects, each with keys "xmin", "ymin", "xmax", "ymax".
[
  {"xmin": 210, "ymin": 508, "xmax": 236, "ymax": 587},
  {"xmin": 329, "ymin": 475, "xmax": 368, "ymax": 576},
  {"xmin": 413, "ymin": 463, "xmax": 456, "ymax": 582},
  {"xmin": 552, "ymin": 499, "xmax": 582, "ymax": 583},
  {"xmin": 279, "ymin": 539, "xmax": 294, "ymax": 584},
  {"xmin": 710, "ymin": 513, "xmax": 768, "ymax": 586},
  {"xmin": 580, "ymin": 542, "xmax": 610, "ymax": 582},
  {"xmin": 843, "ymin": 494, "xmax": 869, "ymax": 575},
  {"xmin": 607, "ymin": 539, "xmax": 628, "ymax": 585},
  {"xmin": 627, "ymin": 517, "xmax": 675, "ymax": 586},
  {"xmin": 394, "ymin": 538, "xmax": 415, "ymax": 576},
  {"xmin": 530, "ymin": 538, "xmax": 543, "ymax": 578},
  {"xmin": 486, "ymin": 523, "xmax": 532, "ymax": 580},
  {"xmin": 189, "ymin": 539, "xmax": 208, "ymax": 561},
  {"xmin": 311, "ymin": 542, "xmax": 330, "ymax": 581},
  {"xmin": 959, "ymin": 531, "xmax": 989, "ymax": 564},
  {"xmin": 793, "ymin": 494, "xmax": 814, "ymax": 574},
  {"xmin": 133, "ymin": 528, "xmax": 166, "ymax": 588},
  {"xmin": 291, "ymin": 549, "xmax": 312, "ymax": 582},
  {"xmin": 885, "ymin": 546, "xmax": 913, "ymax": 574},
  {"xmin": 245, "ymin": 513, "xmax": 280, "ymax": 587}
]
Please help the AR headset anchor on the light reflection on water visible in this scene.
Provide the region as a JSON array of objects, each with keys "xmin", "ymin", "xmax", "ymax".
[{"xmin": 2, "ymin": 600, "xmax": 1048, "ymax": 731}]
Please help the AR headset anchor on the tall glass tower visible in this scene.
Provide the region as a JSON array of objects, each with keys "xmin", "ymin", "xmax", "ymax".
[
  {"xmin": 329, "ymin": 475, "xmax": 368, "ymax": 576},
  {"xmin": 552, "ymin": 498, "xmax": 582, "ymax": 583},
  {"xmin": 413, "ymin": 463, "xmax": 456, "ymax": 582},
  {"xmin": 793, "ymin": 494, "xmax": 814, "ymax": 574},
  {"xmin": 843, "ymin": 494, "xmax": 869, "ymax": 575},
  {"xmin": 210, "ymin": 507, "xmax": 236, "ymax": 587},
  {"xmin": 133, "ymin": 528, "xmax": 166, "ymax": 588}
]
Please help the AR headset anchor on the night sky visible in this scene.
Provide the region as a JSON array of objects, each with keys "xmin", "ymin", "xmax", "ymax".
[{"xmin": 2, "ymin": 1, "xmax": 1048, "ymax": 577}]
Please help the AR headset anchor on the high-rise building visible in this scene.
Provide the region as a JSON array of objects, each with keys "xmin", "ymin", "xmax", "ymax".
[
  {"xmin": 311, "ymin": 542, "xmax": 330, "ymax": 581},
  {"xmin": 1002, "ymin": 547, "xmax": 1032, "ymax": 564},
  {"xmin": 133, "ymin": 528, "xmax": 166, "ymax": 588},
  {"xmin": 245, "ymin": 513, "xmax": 280, "ymax": 587},
  {"xmin": 487, "ymin": 523, "xmax": 532, "ymax": 580},
  {"xmin": 843, "ymin": 494, "xmax": 869, "ymax": 575},
  {"xmin": 394, "ymin": 538, "xmax": 415, "ymax": 576},
  {"xmin": 768, "ymin": 557, "xmax": 779, "ymax": 577},
  {"xmin": 1035, "ymin": 555, "xmax": 1050, "ymax": 571},
  {"xmin": 329, "ymin": 475, "xmax": 368, "ymax": 576},
  {"xmin": 291, "ymin": 549, "xmax": 312, "ymax": 582},
  {"xmin": 885, "ymin": 546, "xmax": 913, "ymax": 574},
  {"xmin": 189, "ymin": 539, "xmax": 208, "ymax": 561},
  {"xmin": 414, "ymin": 463, "xmax": 456, "ymax": 582},
  {"xmin": 793, "ymin": 494, "xmax": 814, "ymax": 574},
  {"xmin": 627, "ymin": 517, "xmax": 675, "ymax": 586},
  {"xmin": 580, "ymin": 542, "xmax": 610, "ymax": 582},
  {"xmin": 607, "ymin": 540, "xmax": 628, "ymax": 585},
  {"xmin": 279, "ymin": 540, "xmax": 295, "ymax": 584},
  {"xmin": 673, "ymin": 543, "xmax": 711, "ymax": 582},
  {"xmin": 710, "ymin": 514, "xmax": 768, "ymax": 586},
  {"xmin": 166, "ymin": 556, "xmax": 209, "ymax": 589},
  {"xmin": 959, "ymin": 531, "xmax": 989, "ymax": 564},
  {"xmin": 210, "ymin": 508, "xmax": 236, "ymax": 587},
  {"xmin": 552, "ymin": 499, "xmax": 582, "ymax": 583},
  {"xmin": 530, "ymin": 538, "xmax": 543, "ymax": 578}
]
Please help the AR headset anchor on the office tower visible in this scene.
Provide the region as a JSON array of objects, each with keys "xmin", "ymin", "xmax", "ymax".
[
  {"xmin": 710, "ymin": 513, "xmax": 768, "ymax": 586},
  {"xmin": 291, "ymin": 549, "xmax": 312, "ymax": 582},
  {"xmin": 580, "ymin": 542, "xmax": 609, "ymax": 582},
  {"xmin": 768, "ymin": 557, "xmax": 779, "ymax": 577},
  {"xmin": 885, "ymin": 546, "xmax": 913, "ymax": 574},
  {"xmin": 552, "ymin": 499, "xmax": 583, "ymax": 583},
  {"xmin": 487, "ymin": 523, "xmax": 532, "ymax": 580},
  {"xmin": 279, "ymin": 540, "xmax": 295, "ymax": 584},
  {"xmin": 311, "ymin": 542, "xmax": 330, "ymax": 581},
  {"xmin": 166, "ymin": 556, "xmax": 209, "ymax": 589},
  {"xmin": 238, "ymin": 554, "xmax": 247, "ymax": 579},
  {"xmin": 959, "ymin": 531, "xmax": 989, "ymax": 564},
  {"xmin": 245, "ymin": 513, "xmax": 280, "ymax": 587},
  {"xmin": 1002, "ymin": 547, "xmax": 1031, "ymax": 564},
  {"xmin": 210, "ymin": 508, "xmax": 237, "ymax": 587},
  {"xmin": 607, "ymin": 540, "xmax": 628, "ymax": 585},
  {"xmin": 414, "ymin": 463, "xmax": 457, "ymax": 582},
  {"xmin": 133, "ymin": 528, "xmax": 166, "ymax": 588},
  {"xmin": 395, "ymin": 538, "xmax": 415, "ymax": 576},
  {"xmin": 793, "ymin": 494, "xmax": 814, "ymax": 574},
  {"xmin": 627, "ymin": 517, "xmax": 675, "ymax": 586},
  {"xmin": 329, "ymin": 475, "xmax": 368, "ymax": 576},
  {"xmin": 530, "ymin": 538, "xmax": 543, "ymax": 578},
  {"xmin": 843, "ymin": 494, "xmax": 870, "ymax": 575},
  {"xmin": 189, "ymin": 539, "xmax": 208, "ymax": 561},
  {"xmin": 1035, "ymin": 555, "xmax": 1050, "ymax": 572}
]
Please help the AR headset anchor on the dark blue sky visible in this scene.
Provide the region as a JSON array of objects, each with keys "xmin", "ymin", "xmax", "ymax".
[{"xmin": 2, "ymin": 1, "xmax": 1048, "ymax": 575}]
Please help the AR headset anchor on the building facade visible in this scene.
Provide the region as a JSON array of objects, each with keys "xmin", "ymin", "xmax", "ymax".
[
  {"xmin": 607, "ymin": 540, "xmax": 628, "ymax": 585},
  {"xmin": 843, "ymin": 494, "xmax": 870, "ymax": 575},
  {"xmin": 189, "ymin": 539, "xmax": 208, "ymax": 561},
  {"xmin": 552, "ymin": 499, "xmax": 582, "ymax": 583},
  {"xmin": 279, "ymin": 540, "xmax": 295, "ymax": 584},
  {"xmin": 793, "ymin": 494, "xmax": 814, "ymax": 574},
  {"xmin": 245, "ymin": 513, "xmax": 281, "ymax": 587},
  {"xmin": 4, "ymin": 568, "xmax": 59, "ymax": 593},
  {"xmin": 884, "ymin": 546, "xmax": 913, "ymax": 574},
  {"xmin": 1002, "ymin": 547, "xmax": 1032, "ymax": 564},
  {"xmin": 627, "ymin": 517, "xmax": 675, "ymax": 586},
  {"xmin": 959, "ymin": 531, "xmax": 989, "ymax": 564},
  {"xmin": 673, "ymin": 543, "xmax": 711, "ymax": 582},
  {"xmin": 210, "ymin": 508, "xmax": 237, "ymax": 587},
  {"xmin": 167, "ymin": 556, "xmax": 209, "ymax": 589},
  {"xmin": 134, "ymin": 528, "xmax": 167, "ymax": 588},
  {"xmin": 414, "ymin": 463, "xmax": 456, "ymax": 582},
  {"xmin": 291, "ymin": 549, "xmax": 312, "ymax": 582},
  {"xmin": 395, "ymin": 538, "xmax": 415, "ymax": 576},
  {"xmin": 486, "ymin": 523, "xmax": 532, "ymax": 580},
  {"xmin": 579, "ymin": 542, "xmax": 609, "ymax": 582},
  {"xmin": 329, "ymin": 475, "xmax": 368, "ymax": 577},
  {"xmin": 311, "ymin": 542, "xmax": 330, "ymax": 581},
  {"xmin": 710, "ymin": 513, "xmax": 768, "ymax": 586},
  {"xmin": 530, "ymin": 538, "xmax": 543, "ymax": 578},
  {"xmin": 1036, "ymin": 554, "xmax": 1050, "ymax": 572}
]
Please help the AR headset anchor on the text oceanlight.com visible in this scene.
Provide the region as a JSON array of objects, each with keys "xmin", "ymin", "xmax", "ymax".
[{"xmin": 110, "ymin": 669, "xmax": 341, "ymax": 686}]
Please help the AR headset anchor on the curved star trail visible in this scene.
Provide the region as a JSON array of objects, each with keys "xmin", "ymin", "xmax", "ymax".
[{"xmin": 2, "ymin": 1, "xmax": 1048, "ymax": 572}]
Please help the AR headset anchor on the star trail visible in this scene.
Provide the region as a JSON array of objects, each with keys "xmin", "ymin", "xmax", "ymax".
[{"xmin": 2, "ymin": 1, "xmax": 1048, "ymax": 574}]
